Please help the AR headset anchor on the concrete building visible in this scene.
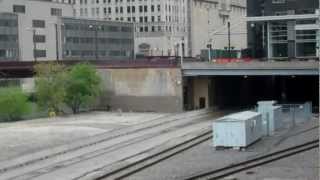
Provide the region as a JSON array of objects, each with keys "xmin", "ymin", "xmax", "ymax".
[
  {"xmin": 0, "ymin": 13, "xmax": 19, "ymax": 61},
  {"xmin": 71, "ymin": 0, "xmax": 247, "ymax": 57},
  {"xmin": 72, "ymin": 0, "xmax": 188, "ymax": 57},
  {"xmin": 188, "ymin": 0, "xmax": 247, "ymax": 57},
  {"xmin": 61, "ymin": 17, "xmax": 134, "ymax": 60},
  {"xmin": 0, "ymin": 0, "xmax": 74, "ymax": 61},
  {"xmin": 247, "ymin": 0, "xmax": 320, "ymax": 59},
  {"xmin": 0, "ymin": 0, "xmax": 134, "ymax": 61}
]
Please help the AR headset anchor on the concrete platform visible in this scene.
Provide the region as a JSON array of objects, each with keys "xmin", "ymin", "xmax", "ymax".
[
  {"xmin": 127, "ymin": 115, "xmax": 319, "ymax": 180},
  {"xmin": 0, "ymin": 111, "xmax": 168, "ymax": 161}
]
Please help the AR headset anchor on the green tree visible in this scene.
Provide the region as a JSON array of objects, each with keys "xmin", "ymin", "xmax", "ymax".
[
  {"xmin": 0, "ymin": 87, "xmax": 31, "ymax": 121},
  {"xmin": 34, "ymin": 62, "xmax": 67, "ymax": 114},
  {"xmin": 65, "ymin": 63, "xmax": 101, "ymax": 114}
]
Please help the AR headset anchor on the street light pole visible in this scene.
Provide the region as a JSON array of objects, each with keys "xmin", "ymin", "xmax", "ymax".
[
  {"xmin": 89, "ymin": 24, "xmax": 99, "ymax": 61},
  {"xmin": 94, "ymin": 26, "xmax": 98, "ymax": 61}
]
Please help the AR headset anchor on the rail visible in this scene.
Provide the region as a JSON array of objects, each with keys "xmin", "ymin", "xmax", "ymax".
[{"xmin": 183, "ymin": 140, "xmax": 319, "ymax": 180}]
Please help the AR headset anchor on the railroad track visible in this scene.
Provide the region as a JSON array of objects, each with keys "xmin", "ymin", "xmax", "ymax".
[
  {"xmin": 0, "ymin": 110, "xmax": 212, "ymax": 174},
  {"xmin": 93, "ymin": 130, "xmax": 213, "ymax": 180},
  {"xmin": 183, "ymin": 140, "xmax": 319, "ymax": 180},
  {"xmin": 0, "ymin": 111, "xmax": 219, "ymax": 180}
]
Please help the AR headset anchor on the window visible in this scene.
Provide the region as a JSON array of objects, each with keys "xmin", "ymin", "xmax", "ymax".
[
  {"xmin": 13, "ymin": 5, "xmax": 25, "ymax": 13},
  {"xmin": 121, "ymin": 26, "xmax": 132, "ymax": 32},
  {"xmin": 33, "ymin": 35, "xmax": 46, "ymax": 43},
  {"xmin": 32, "ymin": 20, "xmax": 45, "ymax": 28},
  {"xmin": 34, "ymin": 50, "xmax": 46, "ymax": 58},
  {"xmin": 272, "ymin": 0, "xmax": 286, "ymax": 4},
  {"xmin": 51, "ymin": 8, "xmax": 62, "ymax": 16}
]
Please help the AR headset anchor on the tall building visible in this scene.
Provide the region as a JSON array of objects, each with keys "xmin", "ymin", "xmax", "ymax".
[
  {"xmin": 188, "ymin": 0, "xmax": 247, "ymax": 57},
  {"xmin": 0, "ymin": 13, "xmax": 19, "ymax": 61},
  {"xmin": 0, "ymin": 0, "xmax": 134, "ymax": 61},
  {"xmin": 247, "ymin": 0, "xmax": 319, "ymax": 59},
  {"xmin": 72, "ymin": 0, "xmax": 188, "ymax": 57},
  {"xmin": 72, "ymin": 0, "xmax": 247, "ymax": 57}
]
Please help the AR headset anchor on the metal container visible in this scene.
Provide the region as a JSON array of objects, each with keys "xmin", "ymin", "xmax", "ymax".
[
  {"xmin": 212, "ymin": 111, "xmax": 262, "ymax": 148},
  {"xmin": 258, "ymin": 101, "xmax": 282, "ymax": 136}
]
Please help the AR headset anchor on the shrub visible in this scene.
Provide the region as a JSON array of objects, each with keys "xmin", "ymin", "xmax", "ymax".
[
  {"xmin": 34, "ymin": 62, "xmax": 67, "ymax": 114},
  {"xmin": 0, "ymin": 87, "xmax": 31, "ymax": 121},
  {"xmin": 65, "ymin": 63, "xmax": 101, "ymax": 114}
]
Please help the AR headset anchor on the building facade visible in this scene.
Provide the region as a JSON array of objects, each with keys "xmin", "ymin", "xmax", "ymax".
[
  {"xmin": 0, "ymin": 13, "xmax": 19, "ymax": 61},
  {"xmin": 0, "ymin": 0, "xmax": 134, "ymax": 61},
  {"xmin": 189, "ymin": 0, "xmax": 247, "ymax": 57},
  {"xmin": 72, "ymin": 0, "xmax": 247, "ymax": 57},
  {"xmin": 0, "ymin": 0, "xmax": 74, "ymax": 61},
  {"xmin": 61, "ymin": 17, "xmax": 134, "ymax": 60},
  {"xmin": 72, "ymin": 0, "xmax": 188, "ymax": 57},
  {"xmin": 247, "ymin": 0, "xmax": 320, "ymax": 59}
]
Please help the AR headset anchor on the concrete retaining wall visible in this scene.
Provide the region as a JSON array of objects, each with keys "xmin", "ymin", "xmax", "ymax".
[{"xmin": 98, "ymin": 68, "xmax": 183, "ymax": 113}]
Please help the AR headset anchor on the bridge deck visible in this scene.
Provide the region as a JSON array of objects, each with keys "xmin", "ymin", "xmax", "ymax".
[{"xmin": 182, "ymin": 61, "xmax": 319, "ymax": 76}]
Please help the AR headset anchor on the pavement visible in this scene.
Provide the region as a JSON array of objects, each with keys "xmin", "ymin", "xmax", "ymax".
[{"xmin": 0, "ymin": 111, "xmax": 168, "ymax": 161}]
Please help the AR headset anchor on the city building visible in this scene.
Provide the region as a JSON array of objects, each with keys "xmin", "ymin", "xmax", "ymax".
[
  {"xmin": 72, "ymin": 0, "xmax": 188, "ymax": 57},
  {"xmin": 0, "ymin": 0, "xmax": 74, "ymax": 61},
  {"xmin": 247, "ymin": 0, "xmax": 319, "ymax": 59},
  {"xmin": 0, "ymin": 0, "xmax": 134, "ymax": 61},
  {"xmin": 188, "ymin": 0, "xmax": 247, "ymax": 57},
  {"xmin": 0, "ymin": 13, "xmax": 19, "ymax": 61},
  {"xmin": 72, "ymin": 0, "xmax": 247, "ymax": 57},
  {"xmin": 61, "ymin": 17, "xmax": 134, "ymax": 60}
]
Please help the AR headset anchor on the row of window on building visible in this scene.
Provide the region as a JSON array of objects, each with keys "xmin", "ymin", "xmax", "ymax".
[
  {"xmin": 64, "ymin": 23, "xmax": 132, "ymax": 32},
  {"xmin": 136, "ymin": 25, "xmax": 186, "ymax": 33},
  {"xmin": 77, "ymin": 4, "xmax": 186, "ymax": 19},
  {"xmin": 64, "ymin": 50, "xmax": 128, "ymax": 57},
  {"xmin": 65, "ymin": 36, "xmax": 133, "ymax": 44},
  {"xmin": 0, "ymin": 49, "xmax": 18, "ymax": 59},
  {"xmin": 13, "ymin": 4, "xmax": 63, "ymax": 16}
]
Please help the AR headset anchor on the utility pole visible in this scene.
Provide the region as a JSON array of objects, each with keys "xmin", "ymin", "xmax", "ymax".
[
  {"xmin": 228, "ymin": 21, "xmax": 231, "ymax": 58},
  {"xmin": 32, "ymin": 29, "xmax": 37, "ymax": 62},
  {"xmin": 180, "ymin": 38, "xmax": 184, "ymax": 67},
  {"xmin": 207, "ymin": 44, "xmax": 212, "ymax": 62},
  {"xmin": 55, "ymin": 23, "xmax": 59, "ymax": 61}
]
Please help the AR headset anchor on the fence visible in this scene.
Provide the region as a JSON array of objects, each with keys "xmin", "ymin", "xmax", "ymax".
[{"xmin": 280, "ymin": 102, "xmax": 313, "ymax": 127}]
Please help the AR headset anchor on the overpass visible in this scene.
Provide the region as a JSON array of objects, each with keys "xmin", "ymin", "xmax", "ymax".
[
  {"xmin": 182, "ymin": 61, "xmax": 319, "ymax": 76},
  {"xmin": 0, "ymin": 58, "xmax": 179, "ymax": 78},
  {"xmin": 182, "ymin": 60, "xmax": 319, "ymax": 111}
]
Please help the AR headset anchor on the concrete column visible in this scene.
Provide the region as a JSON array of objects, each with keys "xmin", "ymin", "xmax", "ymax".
[
  {"xmin": 193, "ymin": 77, "xmax": 209, "ymax": 109},
  {"xmin": 267, "ymin": 22, "xmax": 272, "ymax": 59},
  {"xmin": 287, "ymin": 21, "xmax": 296, "ymax": 58}
]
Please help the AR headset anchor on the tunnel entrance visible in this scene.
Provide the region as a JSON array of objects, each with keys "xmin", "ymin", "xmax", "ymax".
[{"xmin": 183, "ymin": 76, "xmax": 319, "ymax": 112}]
